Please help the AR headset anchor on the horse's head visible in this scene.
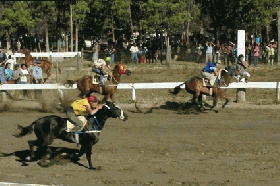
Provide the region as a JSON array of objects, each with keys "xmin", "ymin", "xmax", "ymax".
[
  {"xmin": 219, "ymin": 67, "xmax": 235, "ymax": 87},
  {"xmin": 102, "ymin": 101, "xmax": 128, "ymax": 121},
  {"xmin": 115, "ymin": 63, "xmax": 131, "ymax": 76}
]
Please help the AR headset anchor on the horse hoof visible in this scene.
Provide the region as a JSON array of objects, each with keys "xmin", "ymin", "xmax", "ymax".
[{"xmin": 25, "ymin": 156, "xmax": 32, "ymax": 161}]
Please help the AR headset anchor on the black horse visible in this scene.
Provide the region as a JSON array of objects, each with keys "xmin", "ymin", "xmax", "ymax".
[{"xmin": 14, "ymin": 101, "xmax": 128, "ymax": 170}]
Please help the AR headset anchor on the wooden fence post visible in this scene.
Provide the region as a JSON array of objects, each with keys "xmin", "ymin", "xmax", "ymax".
[{"xmin": 236, "ymin": 88, "xmax": 246, "ymax": 103}]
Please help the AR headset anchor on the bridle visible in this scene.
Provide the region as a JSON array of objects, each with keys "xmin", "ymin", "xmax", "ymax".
[{"xmin": 105, "ymin": 104, "xmax": 125, "ymax": 120}]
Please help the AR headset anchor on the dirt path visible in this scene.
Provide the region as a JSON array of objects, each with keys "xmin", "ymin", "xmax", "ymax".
[{"xmin": 0, "ymin": 107, "xmax": 279, "ymax": 186}]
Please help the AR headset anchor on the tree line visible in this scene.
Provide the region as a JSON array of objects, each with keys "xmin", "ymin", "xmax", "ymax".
[{"xmin": 0, "ymin": 0, "xmax": 278, "ymax": 52}]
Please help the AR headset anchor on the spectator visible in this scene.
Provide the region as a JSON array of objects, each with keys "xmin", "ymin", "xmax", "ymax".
[
  {"xmin": 196, "ymin": 43, "xmax": 204, "ymax": 63},
  {"xmin": 213, "ymin": 42, "xmax": 221, "ymax": 63},
  {"xmin": 227, "ymin": 42, "xmax": 235, "ymax": 65},
  {"xmin": 20, "ymin": 64, "xmax": 29, "ymax": 84},
  {"xmin": 32, "ymin": 60, "xmax": 43, "ymax": 98},
  {"xmin": 253, "ymin": 44, "xmax": 260, "ymax": 67},
  {"xmin": 107, "ymin": 44, "xmax": 116, "ymax": 64},
  {"xmin": 0, "ymin": 48, "xmax": 7, "ymax": 84},
  {"xmin": 4, "ymin": 63, "xmax": 13, "ymax": 84},
  {"xmin": 91, "ymin": 41, "xmax": 100, "ymax": 62},
  {"xmin": 130, "ymin": 43, "xmax": 139, "ymax": 63},
  {"xmin": 255, "ymin": 35, "xmax": 261, "ymax": 45},
  {"xmin": 139, "ymin": 46, "xmax": 148, "ymax": 64},
  {"xmin": 7, "ymin": 48, "xmax": 13, "ymax": 56},
  {"xmin": 17, "ymin": 40, "xmax": 21, "ymax": 52},
  {"xmin": 245, "ymin": 44, "xmax": 253, "ymax": 65},
  {"xmin": 13, "ymin": 64, "xmax": 22, "ymax": 84},
  {"xmin": 235, "ymin": 54, "xmax": 250, "ymax": 82},
  {"xmin": 266, "ymin": 44, "xmax": 275, "ymax": 65},
  {"xmin": 223, "ymin": 45, "xmax": 228, "ymax": 65},
  {"xmin": 32, "ymin": 60, "xmax": 43, "ymax": 84},
  {"xmin": 205, "ymin": 42, "xmax": 214, "ymax": 63},
  {"xmin": 6, "ymin": 55, "xmax": 16, "ymax": 70}
]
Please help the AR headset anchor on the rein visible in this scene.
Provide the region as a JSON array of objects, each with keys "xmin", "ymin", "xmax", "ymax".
[{"xmin": 111, "ymin": 75, "xmax": 120, "ymax": 84}]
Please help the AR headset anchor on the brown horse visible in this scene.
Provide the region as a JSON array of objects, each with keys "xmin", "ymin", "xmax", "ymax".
[
  {"xmin": 23, "ymin": 49, "xmax": 61, "ymax": 82},
  {"xmin": 169, "ymin": 67, "xmax": 235, "ymax": 111},
  {"xmin": 66, "ymin": 63, "xmax": 131, "ymax": 103}
]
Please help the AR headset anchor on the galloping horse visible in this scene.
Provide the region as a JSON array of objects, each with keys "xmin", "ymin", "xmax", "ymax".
[
  {"xmin": 66, "ymin": 63, "xmax": 131, "ymax": 103},
  {"xmin": 23, "ymin": 49, "xmax": 61, "ymax": 82},
  {"xmin": 170, "ymin": 67, "xmax": 235, "ymax": 110},
  {"xmin": 14, "ymin": 101, "xmax": 128, "ymax": 170}
]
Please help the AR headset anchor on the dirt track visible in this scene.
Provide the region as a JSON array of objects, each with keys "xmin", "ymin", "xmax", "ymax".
[{"xmin": 0, "ymin": 105, "xmax": 279, "ymax": 186}]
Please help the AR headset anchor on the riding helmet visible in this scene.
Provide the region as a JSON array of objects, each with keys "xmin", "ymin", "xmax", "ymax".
[{"xmin": 88, "ymin": 95, "xmax": 98, "ymax": 103}]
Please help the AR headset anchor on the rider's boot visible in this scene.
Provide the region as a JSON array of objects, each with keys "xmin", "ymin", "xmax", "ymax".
[{"xmin": 66, "ymin": 132, "xmax": 79, "ymax": 144}]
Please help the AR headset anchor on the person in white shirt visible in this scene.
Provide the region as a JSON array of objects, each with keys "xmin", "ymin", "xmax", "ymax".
[
  {"xmin": 6, "ymin": 55, "xmax": 16, "ymax": 70},
  {"xmin": 20, "ymin": 64, "xmax": 30, "ymax": 84},
  {"xmin": 130, "ymin": 43, "xmax": 139, "ymax": 63}
]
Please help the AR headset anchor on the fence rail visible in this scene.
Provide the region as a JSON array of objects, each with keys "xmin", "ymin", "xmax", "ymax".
[
  {"xmin": 12, "ymin": 52, "xmax": 82, "ymax": 58},
  {"xmin": 0, "ymin": 82, "xmax": 279, "ymax": 101}
]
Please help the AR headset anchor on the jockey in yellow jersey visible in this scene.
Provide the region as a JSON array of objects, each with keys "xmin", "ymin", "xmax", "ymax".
[{"xmin": 66, "ymin": 95, "xmax": 104, "ymax": 132}]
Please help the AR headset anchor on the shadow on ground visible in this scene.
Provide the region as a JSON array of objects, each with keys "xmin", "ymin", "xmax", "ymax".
[
  {"xmin": 0, "ymin": 147, "xmax": 101, "ymax": 170},
  {"xmin": 131, "ymin": 101, "xmax": 214, "ymax": 115}
]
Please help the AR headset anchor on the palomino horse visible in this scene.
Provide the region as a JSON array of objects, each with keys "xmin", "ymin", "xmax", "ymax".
[
  {"xmin": 14, "ymin": 101, "xmax": 128, "ymax": 170},
  {"xmin": 23, "ymin": 49, "xmax": 61, "ymax": 82},
  {"xmin": 169, "ymin": 67, "xmax": 235, "ymax": 110},
  {"xmin": 66, "ymin": 63, "xmax": 131, "ymax": 103}
]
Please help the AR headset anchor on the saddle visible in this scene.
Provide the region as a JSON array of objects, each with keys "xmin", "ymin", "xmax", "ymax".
[
  {"xmin": 92, "ymin": 73, "xmax": 110, "ymax": 85},
  {"xmin": 66, "ymin": 116, "xmax": 88, "ymax": 132},
  {"xmin": 202, "ymin": 78, "xmax": 217, "ymax": 87}
]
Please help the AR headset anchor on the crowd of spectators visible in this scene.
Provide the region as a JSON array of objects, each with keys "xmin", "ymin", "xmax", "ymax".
[
  {"xmin": 0, "ymin": 47, "xmax": 42, "ymax": 85},
  {"xmin": 195, "ymin": 35, "xmax": 278, "ymax": 67}
]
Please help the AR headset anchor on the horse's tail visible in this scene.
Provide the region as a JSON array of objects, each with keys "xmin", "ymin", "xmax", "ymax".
[
  {"xmin": 169, "ymin": 82, "xmax": 186, "ymax": 95},
  {"xmin": 13, "ymin": 122, "xmax": 36, "ymax": 138},
  {"xmin": 52, "ymin": 62, "xmax": 62, "ymax": 74}
]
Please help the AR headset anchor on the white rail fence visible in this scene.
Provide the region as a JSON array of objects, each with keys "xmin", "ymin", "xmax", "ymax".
[
  {"xmin": 0, "ymin": 82, "xmax": 279, "ymax": 101},
  {"xmin": 12, "ymin": 52, "xmax": 82, "ymax": 59}
]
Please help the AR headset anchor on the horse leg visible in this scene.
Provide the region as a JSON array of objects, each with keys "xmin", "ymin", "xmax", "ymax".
[
  {"xmin": 110, "ymin": 94, "xmax": 115, "ymax": 103},
  {"xmin": 222, "ymin": 96, "xmax": 229, "ymax": 108},
  {"xmin": 211, "ymin": 96, "xmax": 219, "ymax": 109},
  {"xmin": 43, "ymin": 74, "xmax": 50, "ymax": 83},
  {"xmin": 84, "ymin": 141, "xmax": 94, "ymax": 170},
  {"xmin": 194, "ymin": 90, "xmax": 202, "ymax": 106},
  {"xmin": 101, "ymin": 94, "xmax": 110, "ymax": 104},
  {"xmin": 28, "ymin": 139, "xmax": 41, "ymax": 161}
]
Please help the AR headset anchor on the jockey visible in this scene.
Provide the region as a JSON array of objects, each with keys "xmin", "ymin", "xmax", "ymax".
[
  {"xmin": 201, "ymin": 60, "xmax": 222, "ymax": 87},
  {"xmin": 235, "ymin": 54, "xmax": 250, "ymax": 82},
  {"xmin": 66, "ymin": 95, "xmax": 104, "ymax": 133},
  {"xmin": 92, "ymin": 59, "xmax": 112, "ymax": 85}
]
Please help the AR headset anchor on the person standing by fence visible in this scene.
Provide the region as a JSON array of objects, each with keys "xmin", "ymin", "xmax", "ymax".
[
  {"xmin": 17, "ymin": 40, "xmax": 21, "ymax": 52},
  {"xmin": 253, "ymin": 44, "xmax": 260, "ymax": 67},
  {"xmin": 4, "ymin": 63, "xmax": 13, "ymax": 84},
  {"xmin": 13, "ymin": 64, "xmax": 22, "ymax": 84},
  {"xmin": 266, "ymin": 44, "xmax": 275, "ymax": 65},
  {"xmin": 130, "ymin": 43, "xmax": 139, "ymax": 63},
  {"xmin": 0, "ymin": 48, "xmax": 7, "ymax": 84},
  {"xmin": 91, "ymin": 41, "xmax": 100, "ymax": 62},
  {"xmin": 205, "ymin": 42, "xmax": 214, "ymax": 63},
  {"xmin": 32, "ymin": 60, "xmax": 43, "ymax": 98}
]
